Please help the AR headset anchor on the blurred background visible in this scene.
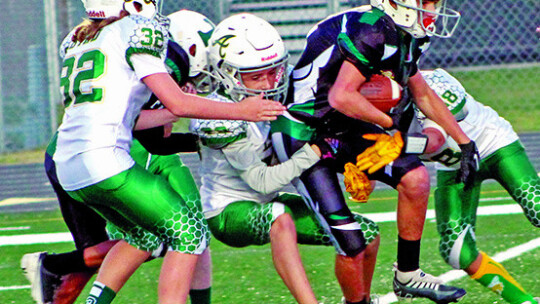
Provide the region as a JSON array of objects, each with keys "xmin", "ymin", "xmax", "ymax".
[{"xmin": 0, "ymin": 0, "xmax": 538, "ymax": 153}]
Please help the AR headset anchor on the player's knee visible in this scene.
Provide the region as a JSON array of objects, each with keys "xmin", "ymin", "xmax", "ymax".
[
  {"xmin": 353, "ymin": 213, "xmax": 380, "ymax": 245},
  {"xmin": 336, "ymin": 229, "xmax": 367, "ymax": 257},
  {"xmin": 398, "ymin": 166, "xmax": 430, "ymax": 199},
  {"xmin": 327, "ymin": 211, "xmax": 368, "ymax": 257},
  {"xmin": 439, "ymin": 228, "xmax": 477, "ymax": 270},
  {"xmin": 270, "ymin": 213, "xmax": 296, "ymax": 238}
]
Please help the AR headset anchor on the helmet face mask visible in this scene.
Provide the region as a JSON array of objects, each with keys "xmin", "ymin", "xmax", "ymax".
[
  {"xmin": 208, "ymin": 13, "xmax": 289, "ymax": 103},
  {"xmin": 370, "ymin": 0, "xmax": 460, "ymax": 38},
  {"xmin": 168, "ymin": 10, "xmax": 217, "ymax": 94},
  {"xmin": 234, "ymin": 60, "xmax": 289, "ymax": 101}
]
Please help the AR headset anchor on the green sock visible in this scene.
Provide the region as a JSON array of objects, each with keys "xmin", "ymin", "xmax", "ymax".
[
  {"xmin": 189, "ymin": 287, "xmax": 211, "ymax": 304},
  {"xmin": 471, "ymin": 252, "xmax": 535, "ymax": 304},
  {"xmin": 86, "ymin": 281, "xmax": 116, "ymax": 304}
]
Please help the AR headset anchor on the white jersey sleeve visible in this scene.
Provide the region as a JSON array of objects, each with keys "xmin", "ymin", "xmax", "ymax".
[
  {"xmin": 419, "ymin": 69, "xmax": 519, "ymax": 170},
  {"xmin": 223, "ymin": 138, "xmax": 319, "ymax": 194}
]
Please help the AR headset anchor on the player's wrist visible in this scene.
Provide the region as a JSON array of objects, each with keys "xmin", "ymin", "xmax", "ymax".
[{"xmin": 402, "ymin": 133, "xmax": 429, "ymax": 154}]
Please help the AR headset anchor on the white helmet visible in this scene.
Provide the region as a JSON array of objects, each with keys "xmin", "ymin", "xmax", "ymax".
[
  {"xmin": 81, "ymin": 0, "xmax": 161, "ymax": 20},
  {"xmin": 370, "ymin": 0, "xmax": 460, "ymax": 38},
  {"xmin": 168, "ymin": 10, "xmax": 217, "ymax": 93},
  {"xmin": 81, "ymin": 0, "xmax": 124, "ymax": 19},
  {"xmin": 123, "ymin": 0, "xmax": 160, "ymax": 19},
  {"xmin": 208, "ymin": 13, "xmax": 289, "ymax": 102}
]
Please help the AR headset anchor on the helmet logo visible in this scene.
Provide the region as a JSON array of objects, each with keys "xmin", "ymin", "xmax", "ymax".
[
  {"xmin": 212, "ymin": 35, "xmax": 235, "ymax": 58},
  {"xmin": 197, "ymin": 28, "xmax": 213, "ymax": 47},
  {"xmin": 87, "ymin": 10, "xmax": 106, "ymax": 18},
  {"xmin": 261, "ymin": 53, "xmax": 278, "ymax": 62}
]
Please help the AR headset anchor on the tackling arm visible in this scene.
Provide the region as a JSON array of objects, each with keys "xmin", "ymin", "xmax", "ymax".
[
  {"xmin": 410, "ymin": 72, "xmax": 479, "ymax": 186},
  {"xmin": 142, "ymin": 73, "xmax": 285, "ymax": 121},
  {"xmin": 408, "ymin": 72, "xmax": 470, "ymax": 145},
  {"xmin": 223, "ymin": 139, "xmax": 320, "ymax": 195}
]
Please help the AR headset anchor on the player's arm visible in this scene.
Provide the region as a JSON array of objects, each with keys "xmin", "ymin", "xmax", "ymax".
[
  {"xmin": 408, "ymin": 72, "xmax": 470, "ymax": 145},
  {"xmin": 134, "ymin": 108, "xmax": 179, "ymax": 131},
  {"xmin": 328, "ymin": 61, "xmax": 393, "ymax": 128},
  {"xmin": 410, "ymin": 72, "xmax": 479, "ymax": 186},
  {"xmin": 143, "ymin": 73, "xmax": 284, "ymax": 122},
  {"xmin": 223, "ymin": 139, "xmax": 320, "ymax": 195}
]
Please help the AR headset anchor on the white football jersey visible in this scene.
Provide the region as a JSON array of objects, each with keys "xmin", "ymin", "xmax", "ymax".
[
  {"xmin": 54, "ymin": 15, "xmax": 169, "ymax": 190},
  {"xmin": 192, "ymin": 92, "xmax": 320, "ymax": 218},
  {"xmin": 418, "ymin": 69, "xmax": 518, "ymax": 170}
]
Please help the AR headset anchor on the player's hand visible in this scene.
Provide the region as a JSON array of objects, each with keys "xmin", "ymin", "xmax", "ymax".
[
  {"xmin": 238, "ymin": 93, "xmax": 286, "ymax": 122},
  {"xmin": 343, "ymin": 163, "xmax": 372, "ymax": 203},
  {"xmin": 311, "ymin": 134, "xmax": 340, "ymax": 160},
  {"xmin": 355, "ymin": 131, "xmax": 404, "ymax": 174},
  {"xmin": 386, "ymin": 88, "xmax": 410, "ymax": 131},
  {"xmin": 163, "ymin": 122, "xmax": 174, "ymax": 138},
  {"xmin": 457, "ymin": 141, "xmax": 480, "ymax": 189}
]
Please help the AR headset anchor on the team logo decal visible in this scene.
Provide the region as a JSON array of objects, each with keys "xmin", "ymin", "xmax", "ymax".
[
  {"xmin": 213, "ymin": 35, "xmax": 236, "ymax": 58},
  {"xmin": 197, "ymin": 19, "xmax": 215, "ymax": 47}
]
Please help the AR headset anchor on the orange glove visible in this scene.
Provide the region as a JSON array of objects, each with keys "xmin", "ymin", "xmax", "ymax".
[
  {"xmin": 343, "ymin": 162, "xmax": 372, "ymax": 203},
  {"xmin": 355, "ymin": 131, "xmax": 404, "ymax": 174}
]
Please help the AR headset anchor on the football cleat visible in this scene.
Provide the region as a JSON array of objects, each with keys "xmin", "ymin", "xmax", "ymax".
[
  {"xmin": 21, "ymin": 252, "xmax": 63, "ymax": 304},
  {"xmin": 393, "ymin": 266, "xmax": 466, "ymax": 304},
  {"xmin": 21, "ymin": 252, "xmax": 43, "ymax": 283}
]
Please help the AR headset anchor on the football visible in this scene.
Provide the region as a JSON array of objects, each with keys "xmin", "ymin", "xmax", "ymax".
[{"xmin": 359, "ymin": 74, "xmax": 402, "ymax": 113}]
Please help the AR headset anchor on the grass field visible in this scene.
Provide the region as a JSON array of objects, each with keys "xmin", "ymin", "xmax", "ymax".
[{"xmin": 1, "ymin": 182, "xmax": 538, "ymax": 304}]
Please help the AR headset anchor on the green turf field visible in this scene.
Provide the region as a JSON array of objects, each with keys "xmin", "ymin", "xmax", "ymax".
[{"xmin": 1, "ymin": 182, "xmax": 538, "ymax": 304}]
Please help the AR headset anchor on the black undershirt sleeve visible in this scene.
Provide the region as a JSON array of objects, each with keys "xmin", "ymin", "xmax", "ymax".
[{"xmin": 133, "ymin": 127, "xmax": 199, "ymax": 155}]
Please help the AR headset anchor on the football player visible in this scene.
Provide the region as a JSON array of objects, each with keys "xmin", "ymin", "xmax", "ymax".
[
  {"xmin": 416, "ymin": 68, "xmax": 540, "ymax": 304},
  {"xmin": 21, "ymin": 8, "xmax": 219, "ymax": 304},
  {"xmin": 271, "ymin": 1, "xmax": 475, "ymax": 303},
  {"xmin": 24, "ymin": 0, "xmax": 285, "ymax": 302},
  {"xmin": 190, "ymin": 13, "xmax": 380, "ymax": 304}
]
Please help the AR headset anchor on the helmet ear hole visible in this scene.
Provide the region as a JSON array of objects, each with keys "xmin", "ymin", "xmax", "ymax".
[
  {"xmin": 133, "ymin": 2, "xmax": 142, "ymax": 12},
  {"xmin": 123, "ymin": 0, "xmax": 157, "ymax": 19},
  {"xmin": 189, "ymin": 44, "xmax": 197, "ymax": 57}
]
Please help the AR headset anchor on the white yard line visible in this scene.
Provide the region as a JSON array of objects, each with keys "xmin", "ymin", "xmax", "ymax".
[
  {"xmin": 0, "ymin": 232, "xmax": 73, "ymax": 246},
  {"xmin": 359, "ymin": 202, "xmax": 523, "ymax": 223},
  {"xmin": 0, "ymin": 226, "xmax": 30, "ymax": 232},
  {"xmin": 0, "ymin": 285, "xmax": 30, "ymax": 291},
  {"xmin": 0, "ymin": 203, "xmax": 524, "ymax": 247},
  {"xmin": 0, "ymin": 197, "xmax": 55, "ymax": 206}
]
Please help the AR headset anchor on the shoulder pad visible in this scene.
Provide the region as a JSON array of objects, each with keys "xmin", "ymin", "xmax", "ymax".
[
  {"xmin": 59, "ymin": 28, "xmax": 79, "ymax": 59},
  {"xmin": 190, "ymin": 119, "xmax": 247, "ymax": 149},
  {"xmin": 124, "ymin": 16, "xmax": 168, "ymax": 62},
  {"xmin": 189, "ymin": 92, "xmax": 247, "ymax": 148},
  {"xmin": 421, "ymin": 69, "xmax": 469, "ymax": 121},
  {"xmin": 337, "ymin": 9, "xmax": 398, "ymax": 75}
]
